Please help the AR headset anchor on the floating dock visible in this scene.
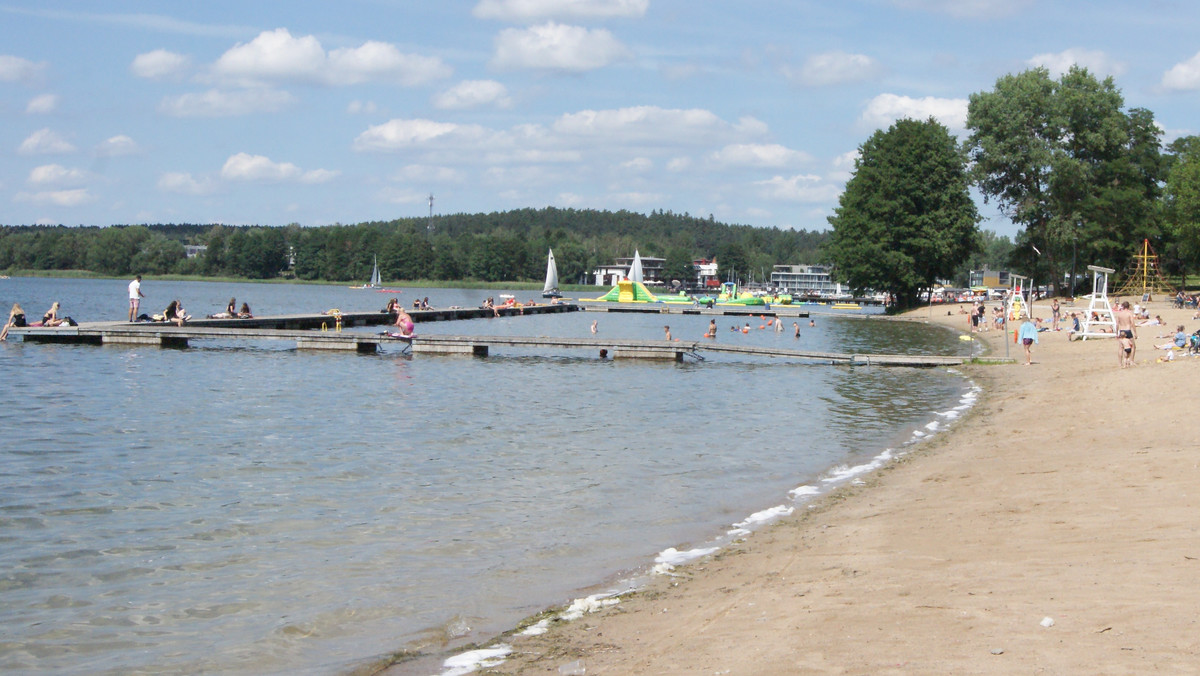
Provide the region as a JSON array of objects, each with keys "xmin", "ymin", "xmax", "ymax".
[
  {"xmin": 579, "ymin": 303, "xmax": 813, "ymax": 317},
  {"xmin": 10, "ymin": 325, "xmax": 965, "ymax": 366}
]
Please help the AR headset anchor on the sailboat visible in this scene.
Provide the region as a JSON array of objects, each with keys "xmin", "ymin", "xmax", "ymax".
[
  {"xmin": 542, "ymin": 249, "xmax": 561, "ymax": 298},
  {"xmin": 628, "ymin": 249, "xmax": 644, "ymax": 284},
  {"xmin": 352, "ymin": 256, "xmax": 382, "ymax": 289}
]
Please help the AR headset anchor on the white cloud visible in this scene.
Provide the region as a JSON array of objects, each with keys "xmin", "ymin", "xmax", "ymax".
[
  {"xmin": 347, "ymin": 100, "xmax": 378, "ymax": 114},
  {"xmin": 755, "ymin": 174, "xmax": 841, "ymax": 202},
  {"xmin": 828, "ymin": 150, "xmax": 859, "ymax": 182},
  {"xmin": 158, "ymin": 88, "xmax": 296, "ymax": 117},
  {"xmin": 666, "ymin": 157, "xmax": 691, "ymax": 172},
  {"xmin": 609, "ymin": 191, "xmax": 662, "ymax": 206},
  {"xmin": 26, "ymin": 93, "xmax": 58, "ymax": 114},
  {"xmin": 378, "ymin": 186, "xmax": 436, "ymax": 204},
  {"xmin": 787, "ymin": 51, "xmax": 881, "ymax": 87},
  {"xmin": 553, "ymin": 106, "xmax": 727, "ymax": 145},
  {"xmin": 14, "ymin": 188, "xmax": 92, "ymax": 206},
  {"xmin": 96, "ymin": 135, "xmax": 140, "ymax": 157},
  {"xmin": 299, "ymin": 168, "xmax": 340, "ymax": 184},
  {"xmin": 28, "ymin": 164, "xmax": 88, "ymax": 186},
  {"xmin": 219, "ymin": 152, "xmax": 337, "ymax": 183},
  {"xmin": 473, "ymin": 0, "xmax": 648, "ymax": 21},
  {"xmin": 212, "ymin": 28, "xmax": 450, "ymax": 86},
  {"xmin": 1027, "ymin": 48, "xmax": 1126, "ymax": 78},
  {"xmin": 859, "ymin": 93, "xmax": 968, "ymax": 131},
  {"xmin": 1162, "ymin": 51, "xmax": 1200, "ymax": 91},
  {"xmin": 621, "ymin": 157, "xmax": 653, "ymax": 171},
  {"xmin": 0, "ymin": 55, "xmax": 46, "ymax": 83},
  {"xmin": 17, "ymin": 128, "xmax": 76, "ymax": 155},
  {"xmin": 157, "ymin": 172, "xmax": 216, "ymax": 195},
  {"xmin": 131, "ymin": 49, "xmax": 191, "ymax": 79},
  {"xmin": 433, "ymin": 80, "xmax": 513, "ymax": 110},
  {"xmin": 889, "ymin": 0, "xmax": 1033, "ymax": 19},
  {"xmin": 710, "ymin": 143, "xmax": 811, "ymax": 168},
  {"xmin": 492, "ymin": 22, "xmax": 630, "ymax": 72},
  {"xmin": 353, "ymin": 118, "xmax": 489, "ymax": 152}
]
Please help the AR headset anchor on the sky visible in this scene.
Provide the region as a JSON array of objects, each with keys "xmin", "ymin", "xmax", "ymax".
[{"xmin": 2, "ymin": 1, "xmax": 1200, "ymax": 239}]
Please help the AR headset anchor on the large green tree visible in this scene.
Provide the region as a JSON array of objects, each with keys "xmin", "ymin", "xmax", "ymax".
[
  {"xmin": 965, "ymin": 67, "xmax": 1165, "ymax": 293},
  {"xmin": 1163, "ymin": 135, "xmax": 1200, "ymax": 284},
  {"xmin": 825, "ymin": 117, "xmax": 980, "ymax": 310}
]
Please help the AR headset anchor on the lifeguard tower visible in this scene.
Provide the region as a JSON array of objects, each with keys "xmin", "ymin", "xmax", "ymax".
[
  {"xmin": 1078, "ymin": 265, "xmax": 1116, "ymax": 340},
  {"xmin": 1006, "ymin": 274, "xmax": 1030, "ymax": 321}
]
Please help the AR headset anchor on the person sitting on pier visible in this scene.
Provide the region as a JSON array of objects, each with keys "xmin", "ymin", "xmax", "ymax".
[
  {"xmin": 237, "ymin": 302, "xmax": 252, "ymax": 318},
  {"xmin": 207, "ymin": 298, "xmax": 238, "ymax": 319},
  {"xmin": 1, "ymin": 303, "xmax": 26, "ymax": 341},
  {"xmin": 385, "ymin": 298, "xmax": 400, "ymax": 316},
  {"xmin": 163, "ymin": 299, "xmax": 188, "ymax": 327},
  {"xmin": 40, "ymin": 302, "xmax": 66, "ymax": 327}
]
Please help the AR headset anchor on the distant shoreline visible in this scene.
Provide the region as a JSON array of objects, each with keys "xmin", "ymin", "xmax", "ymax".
[{"xmin": 0, "ymin": 270, "xmax": 608, "ymax": 293}]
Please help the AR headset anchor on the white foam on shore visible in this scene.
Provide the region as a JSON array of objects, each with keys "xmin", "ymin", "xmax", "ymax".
[
  {"xmin": 438, "ymin": 645, "xmax": 512, "ymax": 676},
  {"xmin": 496, "ymin": 374, "xmax": 982, "ymax": 673},
  {"xmin": 655, "ymin": 546, "xmax": 720, "ymax": 568}
]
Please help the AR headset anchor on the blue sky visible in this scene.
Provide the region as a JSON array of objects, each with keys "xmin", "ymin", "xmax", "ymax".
[{"xmin": 2, "ymin": 1, "xmax": 1199, "ymax": 238}]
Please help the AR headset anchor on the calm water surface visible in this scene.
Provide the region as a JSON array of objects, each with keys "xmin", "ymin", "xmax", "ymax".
[{"xmin": 0, "ymin": 278, "xmax": 974, "ymax": 674}]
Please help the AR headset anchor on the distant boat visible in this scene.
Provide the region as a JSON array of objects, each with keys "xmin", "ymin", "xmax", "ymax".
[
  {"xmin": 352, "ymin": 256, "xmax": 382, "ymax": 289},
  {"xmin": 542, "ymin": 249, "xmax": 561, "ymax": 298},
  {"xmin": 628, "ymin": 249, "xmax": 644, "ymax": 284}
]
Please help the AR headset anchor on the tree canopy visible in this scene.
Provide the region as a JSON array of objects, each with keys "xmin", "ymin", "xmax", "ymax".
[
  {"xmin": 0, "ymin": 208, "xmax": 830, "ymax": 285},
  {"xmin": 824, "ymin": 117, "xmax": 980, "ymax": 310},
  {"xmin": 966, "ymin": 66, "xmax": 1166, "ymax": 293}
]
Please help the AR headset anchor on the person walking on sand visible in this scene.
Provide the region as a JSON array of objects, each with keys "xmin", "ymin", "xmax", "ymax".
[
  {"xmin": 1114, "ymin": 301, "xmax": 1137, "ymax": 366},
  {"xmin": 1051, "ymin": 298, "xmax": 1061, "ymax": 331},
  {"xmin": 128, "ymin": 274, "xmax": 144, "ymax": 322},
  {"xmin": 1018, "ymin": 313, "xmax": 1039, "ymax": 365}
]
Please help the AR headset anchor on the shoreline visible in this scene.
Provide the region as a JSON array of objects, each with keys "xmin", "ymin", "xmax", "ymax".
[{"xmin": 419, "ymin": 298, "xmax": 1200, "ymax": 675}]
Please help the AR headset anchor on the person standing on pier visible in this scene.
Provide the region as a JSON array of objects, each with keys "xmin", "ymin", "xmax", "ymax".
[{"xmin": 128, "ymin": 274, "xmax": 144, "ymax": 322}]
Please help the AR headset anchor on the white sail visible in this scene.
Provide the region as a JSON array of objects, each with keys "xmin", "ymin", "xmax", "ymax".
[
  {"xmin": 543, "ymin": 249, "xmax": 560, "ymax": 295},
  {"xmin": 369, "ymin": 256, "xmax": 381, "ymax": 288},
  {"xmin": 628, "ymin": 249, "xmax": 644, "ymax": 283}
]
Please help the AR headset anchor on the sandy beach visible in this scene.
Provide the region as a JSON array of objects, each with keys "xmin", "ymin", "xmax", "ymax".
[{"xmin": 479, "ymin": 298, "xmax": 1200, "ymax": 675}]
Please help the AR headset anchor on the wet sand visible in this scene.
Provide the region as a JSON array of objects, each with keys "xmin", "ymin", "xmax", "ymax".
[{"xmin": 487, "ymin": 299, "xmax": 1200, "ymax": 674}]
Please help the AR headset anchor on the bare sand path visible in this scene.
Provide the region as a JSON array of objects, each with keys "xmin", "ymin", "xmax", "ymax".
[{"xmin": 486, "ymin": 299, "xmax": 1200, "ymax": 675}]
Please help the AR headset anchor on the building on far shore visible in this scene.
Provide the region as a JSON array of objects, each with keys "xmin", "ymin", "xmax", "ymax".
[
  {"xmin": 692, "ymin": 257, "xmax": 719, "ymax": 288},
  {"xmin": 769, "ymin": 264, "xmax": 844, "ymax": 297},
  {"xmin": 592, "ymin": 255, "xmax": 666, "ymax": 286}
]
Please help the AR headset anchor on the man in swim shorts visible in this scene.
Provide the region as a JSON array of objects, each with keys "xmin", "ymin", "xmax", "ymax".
[
  {"xmin": 128, "ymin": 274, "xmax": 144, "ymax": 322},
  {"xmin": 1114, "ymin": 301, "xmax": 1137, "ymax": 366}
]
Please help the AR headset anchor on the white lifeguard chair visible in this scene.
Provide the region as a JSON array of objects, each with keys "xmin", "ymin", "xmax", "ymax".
[
  {"xmin": 1078, "ymin": 265, "xmax": 1116, "ymax": 340},
  {"xmin": 1006, "ymin": 273, "xmax": 1031, "ymax": 321}
]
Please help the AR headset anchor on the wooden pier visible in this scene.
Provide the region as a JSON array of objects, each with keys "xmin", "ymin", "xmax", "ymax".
[{"xmin": 10, "ymin": 325, "xmax": 965, "ymax": 366}]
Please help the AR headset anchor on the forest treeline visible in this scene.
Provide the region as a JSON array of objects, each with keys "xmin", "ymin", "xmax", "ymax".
[{"xmin": 1, "ymin": 208, "xmax": 835, "ymax": 285}]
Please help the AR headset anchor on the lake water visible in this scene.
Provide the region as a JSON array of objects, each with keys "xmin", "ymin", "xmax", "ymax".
[{"xmin": 0, "ymin": 278, "xmax": 976, "ymax": 675}]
